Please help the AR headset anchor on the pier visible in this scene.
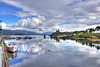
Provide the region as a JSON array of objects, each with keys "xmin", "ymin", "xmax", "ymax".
[{"xmin": 0, "ymin": 37, "xmax": 9, "ymax": 67}]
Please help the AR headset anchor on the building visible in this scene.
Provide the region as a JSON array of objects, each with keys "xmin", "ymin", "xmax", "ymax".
[{"xmin": 0, "ymin": 22, "xmax": 6, "ymax": 29}]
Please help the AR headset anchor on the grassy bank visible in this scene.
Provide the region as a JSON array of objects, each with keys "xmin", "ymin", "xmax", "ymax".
[
  {"xmin": 73, "ymin": 32, "xmax": 100, "ymax": 38},
  {"xmin": 50, "ymin": 28, "xmax": 100, "ymax": 41}
]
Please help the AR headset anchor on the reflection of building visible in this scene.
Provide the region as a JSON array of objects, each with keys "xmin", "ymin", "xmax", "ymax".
[{"xmin": 7, "ymin": 52, "xmax": 17, "ymax": 59}]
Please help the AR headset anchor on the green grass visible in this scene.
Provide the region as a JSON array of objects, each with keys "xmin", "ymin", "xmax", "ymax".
[
  {"xmin": 51, "ymin": 30, "xmax": 100, "ymax": 38},
  {"xmin": 73, "ymin": 32, "xmax": 100, "ymax": 38}
]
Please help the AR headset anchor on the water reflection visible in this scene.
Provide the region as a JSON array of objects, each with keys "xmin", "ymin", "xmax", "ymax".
[
  {"xmin": 18, "ymin": 41, "xmax": 45, "ymax": 55},
  {"xmin": 7, "ymin": 51, "xmax": 17, "ymax": 59},
  {"xmin": 53, "ymin": 37, "xmax": 100, "ymax": 50},
  {"xmin": 52, "ymin": 37, "xmax": 60, "ymax": 43},
  {"xmin": 73, "ymin": 39, "xmax": 100, "ymax": 50},
  {"xmin": 4, "ymin": 35, "xmax": 100, "ymax": 67}
]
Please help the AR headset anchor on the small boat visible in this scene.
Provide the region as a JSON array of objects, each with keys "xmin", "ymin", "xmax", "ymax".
[
  {"xmin": 6, "ymin": 42, "xmax": 17, "ymax": 52},
  {"xmin": 15, "ymin": 37, "xmax": 32, "ymax": 40},
  {"xmin": 15, "ymin": 37, "xmax": 19, "ymax": 40},
  {"xmin": 19, "ymin": 37, "xmax": 25, "ymax": 39},
  {"xmin": 57, "ymin": 36, "xmax": 64, "ymax": 39},
  {"xmin": 25, "ymin": 37, "xmax": 32, "ymax": 39},
  {"xmin": 57, "ymin": 35, "xmax": 67, "ymax": 39}
]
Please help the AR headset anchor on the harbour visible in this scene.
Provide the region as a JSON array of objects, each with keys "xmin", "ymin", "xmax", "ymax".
[
  {"xmin": 1, "ymin": 0, "xmax": 100, "ymax": 67},
  {"xmin": 0, "ymin": 35, "xmax": 100, "ymax": 67}
]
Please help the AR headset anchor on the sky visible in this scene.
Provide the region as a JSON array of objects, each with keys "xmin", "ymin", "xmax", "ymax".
[
  {"xmin": 0, "ymin": 1, "xmax": 22, "ymax": 24},
  {"xmin": 0, "ymin": 0, "xmax": 100, "ymax": 33}
]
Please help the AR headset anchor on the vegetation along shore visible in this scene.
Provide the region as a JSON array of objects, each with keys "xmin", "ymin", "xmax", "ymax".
[{"xmin": 50, "ymin": 26, "xmax": 100, "ymax": 41}]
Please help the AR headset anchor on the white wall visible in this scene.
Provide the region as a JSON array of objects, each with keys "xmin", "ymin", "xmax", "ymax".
[{"xmin": 0, "ymin": 23, "xmax": 6, "ymax": 29}]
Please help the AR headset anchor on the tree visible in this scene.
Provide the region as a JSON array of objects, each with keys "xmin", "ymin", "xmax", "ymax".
[
  {"xmin": 56, "ymin": 29, "xmax": 60, "ymax": 33},
  {"xmin": 89, "ymin": 28, "xmax": 95, "ymax": 32},
  {"xmin": 95, "ymin": 26, "xmax": 100, "ymax": 31},
  {"xmin": 86, "ymin": 28, "xmax": 95, "ymax": 33}
]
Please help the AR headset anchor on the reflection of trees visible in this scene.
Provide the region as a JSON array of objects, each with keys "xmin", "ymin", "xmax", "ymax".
[
  {"xmin": 96, "ymin": 46, "xmax": 100, "ymax": 50},
  {"xmin": 89, "ymin": 42, "xmax": 93, "ymax": 47},
  {"xmin": 52, "ymin": 37, "xmax": 60, "ymax": 43},
  {"xmin": 52, "ymin": 37, "xmax": 67, "ymax": 43},
  {"xmin": 74, "ymin": 39, "xmax": 100, "ymax": 50},
  {"xmin": 44, "ymin": 35, "xmax": 46, "ymax": 39},
  {"xmin": 51, "ymin": 36, "xmax": 100, "ymax": 50},
  {"xmin": 50, "ymin": 36, "xmax": 52, "ymax": 39}
]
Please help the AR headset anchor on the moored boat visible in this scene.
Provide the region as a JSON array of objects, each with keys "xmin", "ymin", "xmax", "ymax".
[
  {"xmin": 57, "ymin": 36, "xmax": 63, "ymax": 39},
  {"xmin": 57, "ymin": 35, "xmax": 67, "ymax": 39},
  {"xmin": 15, "ymin": 36, "xmax": 32, "ymax": 40},
  {"xmin": 19, "ymin": 37, "xmax": 25, "ymax": 39},
  {"xmin": 25, "ymin": 37, "xmax": 32, "ymax": 39},
  {"xmin": 6, "ymin": 42, "xmax": 17, "ymax": 52}
]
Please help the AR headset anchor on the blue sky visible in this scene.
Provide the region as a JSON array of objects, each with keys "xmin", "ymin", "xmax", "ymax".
[
  {"xmin": 0, "ymin": 0, "xmax": 100, "ymax": 33},
  {"xmin": 0, "ymin": 2, "xmax": 21, "ymax": 24},
  {"xmin": 58, "ymin": 22, "xmax": 72, "ymax": 25}
]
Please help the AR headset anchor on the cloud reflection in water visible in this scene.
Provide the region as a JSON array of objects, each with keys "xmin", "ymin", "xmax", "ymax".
[{"xmin": 5, "ymin": 36, "xmax": 100, "ymax": 67}]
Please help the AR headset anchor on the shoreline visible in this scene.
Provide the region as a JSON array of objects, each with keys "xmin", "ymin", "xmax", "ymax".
[{"xmin": 50, "ymin": 35, "xmax": 100, "ymax": 42}]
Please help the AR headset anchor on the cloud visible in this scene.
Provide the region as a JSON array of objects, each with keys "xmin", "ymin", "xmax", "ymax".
[{"xmin": 1, "ymin": 0, "xmax": 100, "ymax": 33}]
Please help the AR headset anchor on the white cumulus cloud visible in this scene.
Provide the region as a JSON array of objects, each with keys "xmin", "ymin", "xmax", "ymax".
[{"xmin": 1, "ymin": 0, "xmax": 100, "ymax": 33}]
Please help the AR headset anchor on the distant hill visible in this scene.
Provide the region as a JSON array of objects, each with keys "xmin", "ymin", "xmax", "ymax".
[
  {"xmin": 43, "ymin": 32, "xmax": 52, "ymax": 35},
  {"xmin": 2, "ymin": 29, "xmax": 40, "ymax": 35},
  {"xmin": 1, "ymin": 29, "xmax": 51, "ymax": 35}
]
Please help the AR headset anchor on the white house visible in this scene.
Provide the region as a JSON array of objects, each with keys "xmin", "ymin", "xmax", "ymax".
[{"xmin": 0, "ymin": 22, "xmax": 6, "ymax": 29}]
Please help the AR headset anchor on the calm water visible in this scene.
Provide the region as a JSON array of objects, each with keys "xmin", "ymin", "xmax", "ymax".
[{"xmin": 5, "ymin": 35, "xmax": 100, "ymax": 67}]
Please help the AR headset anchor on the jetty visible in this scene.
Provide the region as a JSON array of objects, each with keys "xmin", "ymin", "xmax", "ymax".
[
  {"xmin": 0, "ymin": 36, "xmax": 9, "ymax": 67},
  {"xmin": 0, "ymin": 35, "xmax": 33, "ymax": 67}
]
